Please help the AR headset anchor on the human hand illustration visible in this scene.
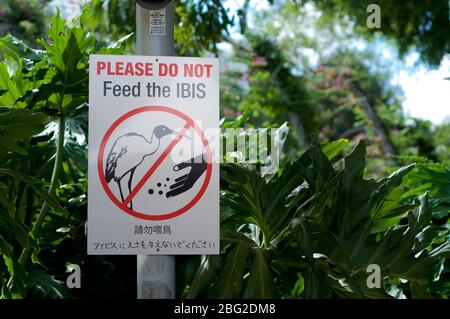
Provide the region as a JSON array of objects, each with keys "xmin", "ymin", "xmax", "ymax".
[{"xmin": 166, "ymin": 154, "xmax": 207, "ymax": 198}]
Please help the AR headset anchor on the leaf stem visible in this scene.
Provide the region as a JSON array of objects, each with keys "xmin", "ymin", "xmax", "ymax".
[{"xmin": 18, "ymin": 115, "xmax": 65, "ymax": 266}]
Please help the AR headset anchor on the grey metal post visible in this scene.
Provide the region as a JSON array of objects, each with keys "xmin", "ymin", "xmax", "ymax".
[
  {"xmin": 136, "ymin": 0, "xmax": 174, "ymax": 56},
  {"xmin": 135, "ymin": 0, "xmax": 175, "ymax": 299}
]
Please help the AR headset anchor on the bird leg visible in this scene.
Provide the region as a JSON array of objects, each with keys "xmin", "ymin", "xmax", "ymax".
[
  {"xmin": 117, "ymin": 179, "xmax": 125, "ymax": 203},
  {"xmin": 128, "ymin": 168, "xmax": 136, "ymax": 210}
]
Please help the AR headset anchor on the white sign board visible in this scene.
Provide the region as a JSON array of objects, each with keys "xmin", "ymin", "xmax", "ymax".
[{"xmin": 88, "ymin": 55, "xmax": 219, "ymax": 255}]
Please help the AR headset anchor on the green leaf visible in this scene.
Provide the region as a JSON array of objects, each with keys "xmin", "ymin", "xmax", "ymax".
[
  {"xmin": 0, "ymin": 233, "xmax": 13, "ymax": 256},
  {"xmin": 0, "ymin": 136, "xmax": 28, "ymax": 155},
  {"xmin": 0, "ymin": 109, "xmax": 48, "ymax": 139},
  {"xmin": 27, "ymin": 269, "xmax": 69, "ymax": 299},
  {"xmin": 0, "ymin": 34, "xmax": 44, "ymax": 63},
  {"xmin": 362, "ymin": 194, "xmax": 439, "ymax": 281},
  {"xmin": 0, "ymin": 209, "xmax": 29, "ymax": 249},
  {"xmin": 431, "ymin": 242, "xmax": 450, "ymax": 259},
  {"xmin": 311, "ymin": 139, "xmax": 335, "ymax": 181},
  {"xmin": 0, "ymin": 63, "xmax": 20, "ymax": 106},
  {"xmin": 61, "ymin": 32, "xmax": 85, "ymax": 87},
  {"xmin": 402, "ymin": 183, "xmax": 432, "ymax": 198},
  {"xmin": 48, "ymin": 9, "xmax": 66, "ymax": 49},
  {"xmin": 98, "ymin": 33, "xmax": 134, "ymax": 54},
  {"xmin": 209, "ymin": 243, "xmax": 250, "ymax": 298},
  {"xmin": 343, "ymin": 140, "xmax": 366, "ymax": 183},
  {"xmin": 0, "ymin": 168, "xmax": 69, "ymax": 215},
  {"xmin": 221, "ymin": 109, "xmax": 250, "ymax": 129},
  {"xmin": 64, "ymin": 139, "xmax": 87, "ymax": 171},
  {"xmin": 292, "ymin": 218, "xmax": 313, "ymax": 262},
  {"xmin": 31, "ymin": 248, "xmax": 46, "ymax": 268},
  {"xmin": 410, "ymin": 281, "xmax": 434, "ymax": 299},
  {"xmin": 322, "ymin": 138, "xmax": 349, "ymax": 160},
  {"xmin": 370, "ymin": 204, "xmax": 416, "ymax": 233},
  {"xmin": 0, "ymin": 190, "xmax": 16, "ymax": 216},
  {"xmin": 186, "ymin": 255, "xmax": 221, "ymax": 299},
  {"xmin": 203, "ymin": 137, "xmax": 448, "ymax": 299},
  {"xmin": 0, "ymin": 234, "xmax": 27, "ymax": 298},
  {"xmin": 404, "ymin": 165, "xmax": 450, "ymax": 199},
  {"xmin": 177, "ymin": 256, "xmax": 200, "ymax": 298},
  {"xmin": 303, "ymin": 267, "xmax": 322, "ymax": 299},
  {"xmin": 414, "ymin": 192, "xmax": 432, "ymax": 228},
  {"xmin": 221, "ymin": 229, "xmax": 258, "ymax": 247},
  {"xmin": 291, "ymin": 272, "xmax": 305, "ymax": 296},
  {"xmin": 243, "ymin": 248, "xmax": 274, "ymax": 298},
  {"xmin": 16, "ymin": 77, "xmax": 61, "ymax": 110}
]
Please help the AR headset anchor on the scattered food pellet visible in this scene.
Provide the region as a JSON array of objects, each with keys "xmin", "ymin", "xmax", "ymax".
[
  {"xmin": 166, "ymin": 177, "xmax": 170, "ymax": 181},
  {"xmin": 158, "ymin": 190, "xmax": 163, "ymax": 195},
  {"xmin": 157, "ymin": 182, "xmax": 162, "ymax": 187},
  {"xmin": 148, "ymin": 189, "xmax": 154, "ymax": 194}
]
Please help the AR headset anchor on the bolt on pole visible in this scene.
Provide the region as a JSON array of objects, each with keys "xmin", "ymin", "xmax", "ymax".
[{"xmin": 135, "ymin": 0, "xmax": 175, "ymax": 299}]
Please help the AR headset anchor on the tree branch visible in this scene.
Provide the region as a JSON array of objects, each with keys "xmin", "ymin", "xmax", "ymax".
[{"xmin": 347, "ymin": 79, "xmax": 398, "ymax": 163}]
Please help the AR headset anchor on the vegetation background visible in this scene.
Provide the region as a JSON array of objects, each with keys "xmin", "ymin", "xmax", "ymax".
[{"xmin": 0, "ymin": 0, "xmax": 449, "ymax": 299}]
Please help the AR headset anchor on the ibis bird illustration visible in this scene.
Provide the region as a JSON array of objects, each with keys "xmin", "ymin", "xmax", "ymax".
[{"xmin": 104, "ymin": 125, "xmax": 176, "ymax": 209}]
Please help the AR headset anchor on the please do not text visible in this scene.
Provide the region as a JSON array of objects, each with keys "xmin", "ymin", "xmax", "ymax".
[{"xmin": 96, "ymin": 61, "xmax": 213, "ymax": 78}]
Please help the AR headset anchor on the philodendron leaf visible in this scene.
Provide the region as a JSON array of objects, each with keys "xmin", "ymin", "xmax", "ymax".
[
  {"xmin": 209, "ymin": 243, "xmax": 250, "ymax": 298},
  {"xmin": 220, "ymin": 229, "xmax": 258, "ymax": 247},
  {"xmin": 0, "ymin": 109, "xmax": 48, "ymax": 139},
  {"xmin": 60, "ymin": 32, "xmax": 86, "ymax": 91},
  {"xmin": 64, "ymin": 139, "xmax": 87, "ymax": 171},
  {"xmin": 27, "ymin": 269, "xmax": 70, "ymax": 299},
  {"xmin": 410, "ymin": 280, "xmax": 434, "ymax": 299},
  {"xmin": 431, "ymin": 242, "xmax": 450, "ymax": 259},
  {"xmin": 0, "ymin": 63, "xmax": 20, "ymax": 106},
  {"xmin": 0, "ymin": 168, "xmax": 69, "ymax": 215},
  {"xmin": 0, "ymin": 234, "xmax": 27, "ymax": 299},
  {"xmin": 343, "ymin": 140, "xmax": 366, "ymax": 183},
  {"xmin": 0, "ymin": 233, "xmax": 13, "ymax": 256},
  {"xmin": 187, "ymin": 255, "xmax": 221, "ymax": 299},
  {"xmin": 243, "ymin": 248, "xmax": 274, "ymax": 298},
  {"xmin": 0, "ymin": 207, "xmax": 29, "ymax": 249},
  {"xmin": 0, "ymin": 34, "xmax": 45, "ymax": 63},
  {"xmin": 97, "ymin": 33, "xmax": 134, "ymax": 55},
  {"xmin": 215, "ymin": 137, "xmax": 450, "ymax": 299},
  {"xmin": 44, "ymin": 9, "xmax": 66, "ymax": 71},
  {"xmin": 0, "ymin": 136, "xmax": 28, "ymax": 155},
  {"xmin": 322, "ymin": 138, "xmax": 349, "ymax": 160}
]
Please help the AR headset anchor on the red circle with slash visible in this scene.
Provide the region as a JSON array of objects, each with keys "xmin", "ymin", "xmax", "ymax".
[{"xmin": 97, "ymin": 106, "xmax": 213, "ymax": 220}]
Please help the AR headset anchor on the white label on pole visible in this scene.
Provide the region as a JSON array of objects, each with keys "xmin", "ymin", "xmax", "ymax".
[
  {"xmin": 88, "ymin": 55, "xmax": 219, "ymax": 255},
  {"xmin": 149, "ymin": 8, "xmax": 166, "ymax": 36}
]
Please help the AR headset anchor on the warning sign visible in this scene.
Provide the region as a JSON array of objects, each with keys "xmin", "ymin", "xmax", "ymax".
[{"xmin": 88, "ymin": 55, "xmax": 219, "ymax": 255}]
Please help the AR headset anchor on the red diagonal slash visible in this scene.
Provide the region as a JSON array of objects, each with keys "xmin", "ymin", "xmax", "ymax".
[{"xmin": 123, "ymin": 120, "xmax": 193, "ymax": 206}]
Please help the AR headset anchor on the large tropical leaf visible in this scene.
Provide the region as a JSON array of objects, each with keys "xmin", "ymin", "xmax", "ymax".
[
  {"xmin": 0, "ymin": 168, "xmax": 69, "ymax": 215},
  {"xmin": 209, "ymin": 243, "xmax": 250, "ymax": 298},
  {"xmin": 26, "ymin": 269, "xmax": 70, "ymax": 299},
  {"xmin": 187, "ymin": 139, "xmax": 449, "ymax": 299},
  {"xmin": 0, "ymin": 108, "xmax": 48, "ymax": 140}
]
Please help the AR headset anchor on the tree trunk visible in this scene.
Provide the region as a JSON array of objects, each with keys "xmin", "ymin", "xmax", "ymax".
[{"xmin": 347, "ymin": 80, "xmax": 398, "ymax": 163}]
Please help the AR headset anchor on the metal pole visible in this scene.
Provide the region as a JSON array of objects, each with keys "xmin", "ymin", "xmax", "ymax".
[
  {"xmin": 135, "ymin": 0, "xmax": 175, "ymax": 299},
  {"xmin": 136, "ymin": 1, "xmax": 174, "ymax": 56}
]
